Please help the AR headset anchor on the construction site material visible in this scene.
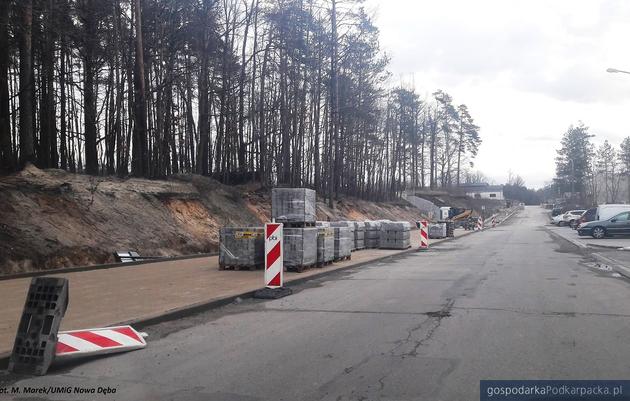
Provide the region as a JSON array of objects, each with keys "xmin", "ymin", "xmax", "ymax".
[
  {"xmin": 380, "ymin": 221, "xmax": 411, "ymax": 249},
  {"xmin": 330, "ymin": 221, "xmax": 356, "ymax": 250},
  {"xmin": 364, "ymin": 221, "xmax": 381, "ymax": 248},
  {"xmin": 271, "ymin": 188, "xmax": 316, "ymax": 223},
  {"xmin": 333, "ymin": 227, "xmax": 353, "ymax": 261},
  {"xmin": 429, "ymin": 223, "xmax": 447, "ymax": 239},
  {"xmin": 9, "ymin": 277, "xmax": 69, "ymax": 375},
  {"xmin": 316, "ymin": 221, "xmax": 330, "ymax": 227},
  {"xmin": 317, "ymin": 227, "xmax": 335, "ymax": 266},
  {"xmin": 263, "ymin": 223, "xmax": 283, "ymax": 288},
  {"xmin": 219, "ymin": 227, "xmax": 264, "ymax": 270},
  {"xmin": 354, "ymin": 222, "xmax": 366, "ymax": 250},
  {"xmin": 55, "ymin": 325, "xmax": 147, "ymax": 361},
  {"xmin": 284, "ymin": 227, "xmax": 318, "ymax": 272},
  {"xmin": 419, "ymin": 220, "xmax": 429, "ymax": 250}
]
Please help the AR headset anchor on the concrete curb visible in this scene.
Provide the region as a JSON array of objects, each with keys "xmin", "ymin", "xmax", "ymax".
[
  {"xmin": 590, "ymin": 253, "xmax": 630, "ymax": 279},
  {"xmin": 0, "ymin": 230, "xmax": 475, "ymax": 370},
  {"xmin": 542, "ymin": 226, "xmax": 630, "ymax": 280},
  {"xmin": 0, "ymin": 252, "xmax": 219, "ymax": 282},
  {"xmin": 585, "ymin": 243, "xmax": 629, "ymax": 251}
]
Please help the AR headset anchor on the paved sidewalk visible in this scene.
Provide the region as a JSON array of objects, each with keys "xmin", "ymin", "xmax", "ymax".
[
  {"xmin": 0, "ymin": 229, "xmax": 473, "ymax": 357},
  {"xmin": 545, "ymin": 224, "xmax": 630, "ymax": 249}
]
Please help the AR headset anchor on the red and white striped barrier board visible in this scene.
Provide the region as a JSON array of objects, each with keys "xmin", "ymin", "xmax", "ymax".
[
  {"xmin": 265, "ymin": 222, "xmax": 283, "ymax": 288},
  {"xmin": 476, "ymin": 217, "xmax": 484, "ymax": 231},
  {"xmin": 419, "ymin": 220, "xmax": 429, "ymax": 250},
  {"xmin": 55, "ymin": 325, "xmax": 147, "ymax": 360}
]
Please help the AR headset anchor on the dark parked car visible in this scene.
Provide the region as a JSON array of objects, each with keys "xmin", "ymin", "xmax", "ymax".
[
  {"xmin": 551, "ymin": 207, "xmax": 563, "ymax": 217},
  {"xmin": 577, "ymin": 211, "xmax": 630, "ymax": 238},
  {"xmin": 571, "ymin": 207, "xmax": 596, "ymax": 229}
]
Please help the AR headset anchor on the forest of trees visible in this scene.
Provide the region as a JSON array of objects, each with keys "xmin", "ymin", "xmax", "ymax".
[
  {"xmin": 550, "ymin": 123, "xmax": 630, "ymax": 206},
  {"xmin": 0, "ymin": 0, "xmax": 482, "ymax": 202}
]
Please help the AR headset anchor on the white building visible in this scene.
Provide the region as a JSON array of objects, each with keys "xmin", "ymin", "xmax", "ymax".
[{"xmin": 460, "ymin": 183, "xmax": 504, "ymax": 200}]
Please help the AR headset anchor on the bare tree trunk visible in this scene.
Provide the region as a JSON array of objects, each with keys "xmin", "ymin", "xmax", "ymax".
[
  {"xmin": 0, "ymin": 0, "xmax": 12, "ymax": 171},
  {"xmin": 18, "ymin": 0, "xmax": 35, "ymax": 166},
  {"xmin": 329, "ymin": 0, "xmax": 339, "ymax": 207},
  {"xmin": 82, "ymin": 0, "xmax": 99, "ymax": 175},
  {"xmin": 132, "ymin": 0, "xmax": 148, "ymax": 176}
]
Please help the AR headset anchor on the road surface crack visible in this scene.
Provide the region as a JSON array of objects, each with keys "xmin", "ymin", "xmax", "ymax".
[{"xmin": 389, "ymin": 298, "xmax": 454, "ymax": 358}]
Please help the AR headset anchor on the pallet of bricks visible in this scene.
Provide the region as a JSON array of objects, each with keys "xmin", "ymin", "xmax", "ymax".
[
  {"xmin": 354, "ymin": 221, "xmax": 366, "ymax": 250},
  {"xmin": 330, "ymin": 221, "xmax": 356, "ymax": 253},
  {"xmin": 219, "ymin": 227, "xmax": 264, "ymax": 270},
  {"xmin": 332, "ymin": 225, "xmax": 352, "ymax": 262},
  {"xmin": 316, "ymin": 222, "xmax": 335, "ymax": 267},
  {"xmin": 272, "ymin": 188, "xmax": 317, "ymax": 272},
  {"xmin": 364, "ymin": 220, "xmax": 382, "ymax": 248},
  {"xmin": 379, "ymin": 221, "xmax": 411, "ymax": 249}
]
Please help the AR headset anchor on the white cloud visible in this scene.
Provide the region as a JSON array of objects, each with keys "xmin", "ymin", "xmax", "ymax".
[{"xmin": 367, "ymin": 0, "xmax": 630, "ymax": 188}]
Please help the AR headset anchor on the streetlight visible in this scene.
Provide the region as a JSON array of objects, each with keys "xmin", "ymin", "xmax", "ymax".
[{"xmin": 607, "ymin": 67, "xmax": 630, "ymax": 75}]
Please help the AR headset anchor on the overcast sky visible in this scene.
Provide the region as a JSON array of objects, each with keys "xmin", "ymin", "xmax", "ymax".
[{"xmin": 365, "ymin": 0, "xmax": 630, "ymax": 188}]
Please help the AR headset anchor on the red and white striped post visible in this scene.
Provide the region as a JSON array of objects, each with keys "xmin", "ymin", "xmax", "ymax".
[
  {"xmin": 491, "ymin": 216, "xmax": 496, "ymax": 228},
  {"xmin": 255, "ymin": 223, "xmax": 292, "ymax": 299},
  {"xmin": 419, "ymin": 220, "xmax": 429, "ymax": 251},
  {"xmin": 264, "ymin": 222, "xmax": 283, "ymax": 288},
  {"xmin": 55, "ymin": 325, "xmax": 147, "ymax": 361},
  {"xmin": 476, "ymin": 216, "xmax": 484, "ymax": 231}
]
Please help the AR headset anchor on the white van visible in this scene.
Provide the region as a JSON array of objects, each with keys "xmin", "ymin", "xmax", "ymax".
[{"xmin": 595, "ymin": 204, "xmax": 630, "ymax": 221}]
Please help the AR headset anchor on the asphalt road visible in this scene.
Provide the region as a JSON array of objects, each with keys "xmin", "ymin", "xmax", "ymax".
[{"xmin": 3, "ymin": 206, "xmax": 630, "ymax": 400}]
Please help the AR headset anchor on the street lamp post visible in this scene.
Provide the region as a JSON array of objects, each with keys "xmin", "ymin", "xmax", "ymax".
[{"xmin": 607, "ymin": 67, "xmax": 630, "ymax": 75}]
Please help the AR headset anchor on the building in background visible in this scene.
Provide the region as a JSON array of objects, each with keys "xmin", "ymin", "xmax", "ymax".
[{"xmin": 459, "ymin": 183, "xmax": 504, "ymax": 200}]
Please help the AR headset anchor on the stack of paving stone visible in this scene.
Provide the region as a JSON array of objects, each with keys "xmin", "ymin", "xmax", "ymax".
[
  {"xmin": 271, "ymin": 188, "xmax": 316, "ymax": 225},
  {"xmin": 364, "ymin": 221, "xmax": 381, "ymax": 248},
  {"xmin": 379, "ymin": 221, "xmax": 411, "ymax": 249},
  {"xmin": 271, "ymin": 188, "xmax": 318, "ymax": 272},
  {"xmin": 316, "ymin": 227, "xmax": 335, "ymax": 266},
  {"xmin": 219, "ymin": 227, "xmax": 264, "ymax": 270},
  {"xmin": 429, "ymin": 223, "xmax": 447, "ymax": 239},
  {"xmin": 330, "ymin": 221, "xmax": 356, "ymax": 250},
  {"xmin": 283, "ymin": 227, "xmax": 318, "ymax": 272},
  {"xmin": 353, "ymin": 221, "xmax": 366, "ymax": 250},
  {"xmin": 333, "ymin": 227, "xmax": 352, "ymax": 261}
]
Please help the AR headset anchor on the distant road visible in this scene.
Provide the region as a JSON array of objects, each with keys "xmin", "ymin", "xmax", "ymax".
[{"xmin": 6, "ymin": 206, "xmax": 630, "ymax": 400}]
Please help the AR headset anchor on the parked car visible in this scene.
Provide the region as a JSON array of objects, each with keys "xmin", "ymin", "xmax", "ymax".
[
  {"xmin": 551, "ymin": 207, "xmax": 563, "ymax": 217},
  {"xmin": 577, "ymin": 211, "xmax": 630, "ymax": 238},
  {"xmin": 551, "ymin": 213, "xmax": 565, "ymax": 225},
  {"xmin": 572, "ymin": 208, "xmax": 596, "ymax": 229},
  {"xmin": 595, "ymin": 204, "xmax": 630, "ymax": 221},
  {"xmin": 562, "ymin": 210, "xmax": 585, "ymax": 228}
]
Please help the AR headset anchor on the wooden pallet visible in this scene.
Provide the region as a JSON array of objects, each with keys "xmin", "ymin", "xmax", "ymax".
[
  {"xmin": 315, "ymin": 260, "xmax": 334, "ymax": 268},
  {"xmin": 286, "ymin": 263, "xmax": 316, "ymax": 273},
  {"xmin": 219, "ymin": 263, "xmax": 262, "ymax": 271}
]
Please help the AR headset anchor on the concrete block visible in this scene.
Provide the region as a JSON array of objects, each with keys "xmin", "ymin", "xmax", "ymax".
[
  {"xmin": 219, "ymin": 227, "xmax": 264, "ymax": 268},
  {"xmin": 333, "ymin": 227, "xmax": 352, "ymax": 259},
  {"xmin": 317, "ymin": 227, "xmax": 335, "ymax": 264},
  {"xmin": 284, "ymin": 227, "xmax": 318, "ymax": 267},
  {"xmin": 272, "ymin": 188, "xmax": 316, "ymax": 223}
]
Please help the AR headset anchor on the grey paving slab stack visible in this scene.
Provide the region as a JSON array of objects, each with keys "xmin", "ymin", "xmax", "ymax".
[
  {"xmin": 379, "ymin": 221, "xmax": 411, "ymax": 249},
  {"xmin": 284, "ymin": 227, "xmax": 318, "ymax": 272},
  {"xmin": 330, "ymin": 221, "xmax": 356, "ymax": 250},
  {"xmin": 353, "ymin": 221, "xmax": 366, "ymax": 250},
  {"xmin": 272, "ymin": 188, "xmax": 316, "ymax": 224},
  {"xmin": 317, "ymin": 227, "xmax": 335, "ymax": 266},
  {"xmin": 429, "ymin": 223, "xmax": 447, "ymax": 239},
  {"xmin": 364, "ymin": 220, "xmax": 381, "ymax": 248},
  {"xmin": 219, "ymin": 227, "xmax": 264, "ymax": 270},
  {"xmin": 333, "ymin": 227, "xmax": 352, "ymax": 261}
]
